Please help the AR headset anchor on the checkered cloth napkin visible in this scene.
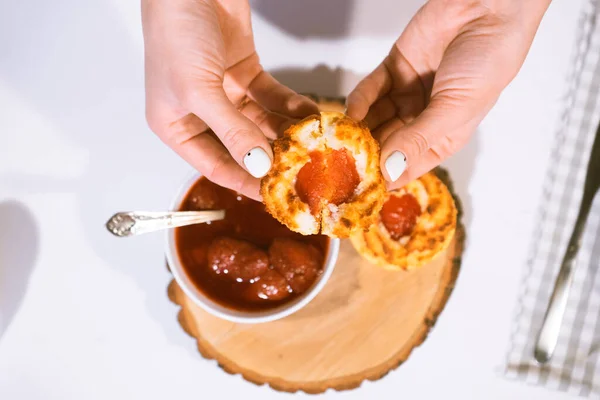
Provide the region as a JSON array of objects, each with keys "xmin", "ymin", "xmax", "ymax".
[{"xmin": 504, "ymin": 0, "xmax": 600, "ymax": 396}]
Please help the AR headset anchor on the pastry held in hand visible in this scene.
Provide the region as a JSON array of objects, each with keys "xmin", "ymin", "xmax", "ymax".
[
  {"xmin": 261, "ymin": 111, "xmax": 386, "ymax": 238},
  {"xmin": 350, "ymin": 171, "xmax": 457, "ymax": 270}
]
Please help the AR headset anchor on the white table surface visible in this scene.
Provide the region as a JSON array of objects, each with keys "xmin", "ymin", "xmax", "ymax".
[{"xmin": 0, "ymin": 0, "xmax": 586, "ymax": 398}]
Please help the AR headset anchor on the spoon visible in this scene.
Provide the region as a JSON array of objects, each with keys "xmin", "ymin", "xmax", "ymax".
[{"xmin": 105, "ymin": 210, "xmax": 225, "ymax": 237}]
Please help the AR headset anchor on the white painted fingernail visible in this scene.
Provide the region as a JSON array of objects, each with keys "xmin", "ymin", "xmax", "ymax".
[
  {"xmin": 244, "ymin": 147, "xmax": 272, "ymax": 178},
  {"xmin": 384, "ymin": 151, "xmax": 407, "ymax": 182}
]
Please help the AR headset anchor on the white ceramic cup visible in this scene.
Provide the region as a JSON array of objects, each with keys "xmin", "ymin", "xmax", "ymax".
[{"xmin": 165, "ymin": 172, "xmax": 340, "ymax": 324}]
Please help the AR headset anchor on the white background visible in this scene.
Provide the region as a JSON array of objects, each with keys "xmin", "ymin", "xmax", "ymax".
[{"xmin": 0, "ymin": 0, "xmax": 586, "ymax": 398}]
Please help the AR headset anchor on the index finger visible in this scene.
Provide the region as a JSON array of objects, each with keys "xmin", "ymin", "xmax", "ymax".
[
  {"xmin": 169, "ymin": 130, "xmax": 261, "ymax": 200},
  {"xmin": 184, "ymin": 86, "xmax": 274, "ymax": 180},
  {"xmin": 346, "ymin": 63, "xmax": 392, "ymax": 121}
]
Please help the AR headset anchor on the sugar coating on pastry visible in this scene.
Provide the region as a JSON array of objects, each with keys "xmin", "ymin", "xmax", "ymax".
[
  {"xmin": 350, "ymin": 171, "xmax": 457, "ymax": 270},
  {"xmin": 261, "ymin": 111, "xmax": 386, "ymax": 238}
]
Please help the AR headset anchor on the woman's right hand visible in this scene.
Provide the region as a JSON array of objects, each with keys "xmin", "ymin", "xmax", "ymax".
[
  {"xmin": 142, "ymin": 0, "xmax": 319, "ymax": 200},
  {"xmin": 347, "ymin": 0, "xmax": 550, "ymax": 189}
]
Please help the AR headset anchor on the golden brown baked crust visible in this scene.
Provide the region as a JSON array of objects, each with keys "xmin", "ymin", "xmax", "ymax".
[
  {"xmin": 350, "ymin": 172, "xmax": 457, "ymax": 270},
  {"xmin": 261, "ymin": 112, "xmax": 386, "ymax": 238}
]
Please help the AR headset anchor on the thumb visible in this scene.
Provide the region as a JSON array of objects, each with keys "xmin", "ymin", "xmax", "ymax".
[
  {"xmin": 185, "ymin": 85, "xmax": 273, "ymax": 179},
  {"xmin": 379, "ymin": 11, "xmax": 520, "ymax": 183},
  {"xmin": 380, "ymin": 90, "xmax": 489, "ymax": 183},
  {"xmin": 380, "ymin": 32, "xmax": 505, "ymax": 183}
]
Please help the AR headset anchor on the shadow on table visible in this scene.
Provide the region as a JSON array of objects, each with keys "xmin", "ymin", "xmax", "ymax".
[
  {"xmin": 0, "ymin": 201, "xmax": 39, "ymax": 340},
  {"xmin": 251, "ymin": 0, "xmax": 425, "ymax": 39},
  {"xmin": 271, "ymin": 65, "xmax": 362, "ymax": 98},
  {"xmin": 0, "ymin": 0, "xmax": 195, "ymax": 353},
  {"xmin": 442, "ymin": 134, "xmax": 480, "ymax": 234}
]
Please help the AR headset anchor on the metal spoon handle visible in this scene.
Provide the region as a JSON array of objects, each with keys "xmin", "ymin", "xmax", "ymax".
[{"xmin": 105, "ymin": 211, "xmax": 225, "ymax": 237}]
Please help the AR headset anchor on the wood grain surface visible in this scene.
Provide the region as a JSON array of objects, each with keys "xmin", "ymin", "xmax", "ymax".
[{"xmin": 167, "ymin": 96, "xmax": 465, "ymax": 393}]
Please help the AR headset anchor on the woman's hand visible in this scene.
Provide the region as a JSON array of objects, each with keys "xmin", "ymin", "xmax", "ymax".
[
  {"xmin": 142, "ymin": 0, "xmax": 318, "ymax": 200},
  {"xmin": 347, "ymin": 0, "xmax": 551, "ymax": 189}
]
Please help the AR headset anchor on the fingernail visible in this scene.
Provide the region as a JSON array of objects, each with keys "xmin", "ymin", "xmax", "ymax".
[
  {"xmin": 384, "ymin": 151, "xmax": 407, "ymax": 182},
  {"xmin": 244, "ymin": 147, "xmax": 272, "ymax": 178}
]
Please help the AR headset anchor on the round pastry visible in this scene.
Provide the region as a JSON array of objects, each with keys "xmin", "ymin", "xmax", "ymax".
[
  {"xmin": 350, "ymin": 171, "xmax": 457, "ymax": 270},
  {"xmin": 261, "ymin": 111, "xmax": 386, "ymax": 238}
]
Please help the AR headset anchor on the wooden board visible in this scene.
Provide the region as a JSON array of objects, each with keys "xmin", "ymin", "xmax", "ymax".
[{"xmin": 167, "ymin": 97, "xmax": 465, "ymax": 393}]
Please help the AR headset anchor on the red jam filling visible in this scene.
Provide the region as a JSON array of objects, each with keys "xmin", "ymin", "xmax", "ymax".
[
  {"xmin": 380, "ymin": 193, "xmax": 422, "ymax": 240},
  {"xmin": 295, "ymin": 148, "xmax": 360, "ymax": 215}
]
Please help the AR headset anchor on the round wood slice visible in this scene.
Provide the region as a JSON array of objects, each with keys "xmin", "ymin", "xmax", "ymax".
[{"xmin": 167, "ymin": 96, "xmax": 466, "ymax": 393}]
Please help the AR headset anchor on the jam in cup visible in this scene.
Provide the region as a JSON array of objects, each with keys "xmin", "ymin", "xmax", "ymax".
[{"xmin": 166, "ymin": 173, "xmax": 340, "ymax": 324}]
